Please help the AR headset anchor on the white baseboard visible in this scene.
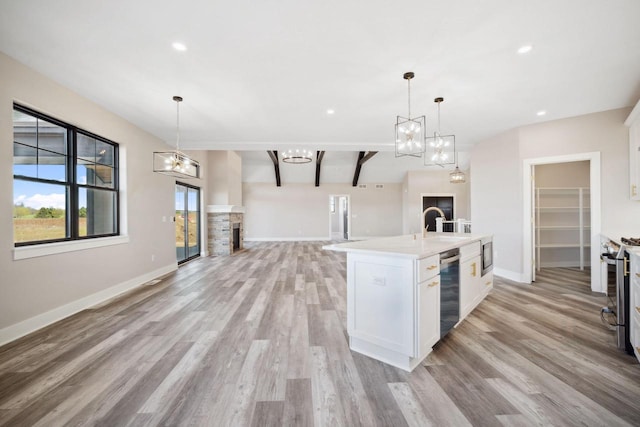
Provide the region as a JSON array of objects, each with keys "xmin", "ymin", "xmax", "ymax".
[
  {"xmin": 0, "ymin": 263, "xmax": 177, "ymax": 347},
  {"xmin": 244, "ymin": 237, "xmax": 330, "ymax": 242},
  {"xmin": 493, "ymin": 267, "xmax": 526, "ymax": 283},
  {"xmin": 539, "ymin": 261, "xmax": 591, "ymax": 268}
]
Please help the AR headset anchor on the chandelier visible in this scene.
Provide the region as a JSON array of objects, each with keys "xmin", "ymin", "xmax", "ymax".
[
  {"xmin": 424, "ymin": 97, "xmax": 455, "ymax": 167},
  {"xmin": 153, "ymin": 96, "xmax": 200, "ymax": 179},
  {"xmin": 281, "ymin": 148, "xmax": 313, "ymax": 164},
  {"xmin": 395, "ymin": 72, "xmax": 426, "ymax": 158}
]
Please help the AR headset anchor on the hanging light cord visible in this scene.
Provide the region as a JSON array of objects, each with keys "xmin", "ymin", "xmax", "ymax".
[
  {"xmin": 407, "ymin": 78, "xmax": 411, "ymax": 118},
  {"xmin": 175, "ymin": 99, "xmax": 181, "ymax": 153},
  {"xmin": 437, "ymin": 101, "xmax": 441, "ymax": 134}
]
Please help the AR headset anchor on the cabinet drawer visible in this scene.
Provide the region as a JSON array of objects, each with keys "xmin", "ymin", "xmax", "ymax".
[
  {"xmin": 418, "ymin": 254, "xmax": 440, "ymax": 283},
  {"xmin": 460, "ymin": 241, "xmax": 481, "ymax": 261}
]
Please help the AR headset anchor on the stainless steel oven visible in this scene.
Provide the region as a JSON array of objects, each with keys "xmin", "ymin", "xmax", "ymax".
[{"xmin": 481, "ymin": 237, "xmax": 493, "ymax": 276}]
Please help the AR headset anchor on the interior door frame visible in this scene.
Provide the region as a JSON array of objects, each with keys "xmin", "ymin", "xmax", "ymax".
[
  {"xmin": 328, "ymin": 194, "xmax": 351, "ymax": 240},
  {"xmin": 522, "ymin": 152, "xmax": 602, "ymax": 292}
]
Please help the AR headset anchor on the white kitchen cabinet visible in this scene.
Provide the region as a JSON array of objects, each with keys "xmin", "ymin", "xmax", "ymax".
[
  {"xmin": 535, "ymin": 187, "xmax": 590, "ymax": 269},
  {"xmin": 417, "ymin": 275, "xmax": 440, "ymax": 359},
  {"xmin": 460, "ymin": 242, "xmax": 481, "ymax": 319},
  {"xmin": 630, "ymin": 251, "xmax": 640, "ymax": 364},
  {"xmin": 625, "ymin": 100, "xmax": 640, "ymax": 201}
]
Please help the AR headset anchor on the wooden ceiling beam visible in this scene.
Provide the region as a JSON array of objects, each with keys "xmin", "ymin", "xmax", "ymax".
[
  {"xmin": 315, "ymin": 150, "xmax": 325, "ymax": 187},
  {"xmin": 352, "ymin": 151, "xmax": 377, "ymax": 186},
  {"xmin": 267, "ymin": 150, "xmax": 281, "ymax": 187}
]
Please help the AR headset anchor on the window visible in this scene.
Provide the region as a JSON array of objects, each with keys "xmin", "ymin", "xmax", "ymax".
[{"xmin": 13, "ymin": 104, "xmax": 119, "ymax": 246}]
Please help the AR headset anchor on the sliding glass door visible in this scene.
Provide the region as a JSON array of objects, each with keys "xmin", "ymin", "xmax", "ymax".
[{"xmin": 175, "ymin": 182, "xmax": 200, "ymax": 264}]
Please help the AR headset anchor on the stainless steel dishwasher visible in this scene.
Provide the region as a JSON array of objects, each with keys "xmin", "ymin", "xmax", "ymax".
[{"xmin": 439, "ymin": 248, "xmax": 461, "ymax": 337}]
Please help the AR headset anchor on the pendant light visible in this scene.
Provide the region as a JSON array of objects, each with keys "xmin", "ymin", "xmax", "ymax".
[
  {"xmin": 281, "ymin": 148, "xmax": 313, "ymax": 163},
  {"xmin": 153, "ymin": 96, "xmax": 200, "ymax": 179},
  {"xmin": 395, "ymin": 72, "xmax": 426, "ymax": 158},
  {"xmin": 424, "ymin": 97, "xmax": 456, "ymax": 167}
]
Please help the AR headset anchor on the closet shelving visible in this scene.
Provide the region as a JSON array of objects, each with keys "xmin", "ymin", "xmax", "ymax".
[{"xmin": 535, "ymin": 187, "xmax": 590, "ymax": 271}]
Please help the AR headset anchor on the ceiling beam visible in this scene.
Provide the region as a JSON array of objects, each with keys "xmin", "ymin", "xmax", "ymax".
[
  {"xmin": 267, "ymin": 150, "xmax": 281, "ymax": 187},
  {"xmin": 315, "ymin": 150, "xmax": 325, "ymax": 187},
  {"xmin": 352, "ymin": 151, "xmax": 378, "ymax": 187}
]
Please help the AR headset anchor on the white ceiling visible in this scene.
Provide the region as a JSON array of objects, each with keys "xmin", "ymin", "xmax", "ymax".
[{"xmin": 1, "ymin": 0, "xmax": 640, "ymax": 174}]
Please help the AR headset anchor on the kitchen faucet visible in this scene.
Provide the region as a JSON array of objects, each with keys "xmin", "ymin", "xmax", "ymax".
[{"xmin": 422, "ymin": 206, "xmax": 446, "ymax": 237}]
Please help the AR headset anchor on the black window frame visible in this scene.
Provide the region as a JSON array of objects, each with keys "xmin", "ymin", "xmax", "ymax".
[{"xmin": 13, "ymin": 103, "xmax": 120, "ymax": 247}]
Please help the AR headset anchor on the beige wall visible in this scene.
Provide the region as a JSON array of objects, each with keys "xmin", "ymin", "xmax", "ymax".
[
  {"xmin": 243, "ymin": 183, "xmax": 403, "ymax": 239},
  {"xmin": 402, "ymin": 169, "xmax": 471, "ymax": 234},
  {"xmin": 471, "ymin": 108, "xmax": 640, "ymax": 280},
  {"xmin": 206, "ymin": 150, "xmax": 242, "ymax": 206},
  {"xmin": 535, "ymin": 161, "xmax": 589, "ymax": 188},
  {"xmin": 0, "ymin": 53, "xmax": 208, "ymax": 343}
]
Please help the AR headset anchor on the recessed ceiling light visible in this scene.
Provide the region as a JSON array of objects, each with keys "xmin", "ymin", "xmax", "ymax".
[
  {"xmin": 172, "ymin": 42, "xmax": 187, "ymax": 52},
  {"xmin": 326, "ymin": 109, "xmax": 335, "ymax": 115},
  {"xmin": 517, "ymin": 45, "xmax": 533, "ymax": 54},
  {"xmin": 537, "ymin": 110, "xmax": 547, "ymax": 116}
]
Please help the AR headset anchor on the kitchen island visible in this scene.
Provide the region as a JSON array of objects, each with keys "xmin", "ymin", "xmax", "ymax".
[{"xmin": 323, "ymin": 233, "xmax": 493, "ymax": 371}]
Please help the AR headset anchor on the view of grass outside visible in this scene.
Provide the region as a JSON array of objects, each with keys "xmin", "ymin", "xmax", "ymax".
[
  {"xmin": 175, "ymin": 211, "xmax": 198, "ymax": 248},
  {"xmin": 13, "ymin": 203, "xmax": 86, "ymax": 243}
]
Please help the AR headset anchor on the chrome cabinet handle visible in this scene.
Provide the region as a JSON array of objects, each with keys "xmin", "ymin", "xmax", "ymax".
[{"xmin": 428, "ymin": 281, "xmax": 439, "ymax": 287}]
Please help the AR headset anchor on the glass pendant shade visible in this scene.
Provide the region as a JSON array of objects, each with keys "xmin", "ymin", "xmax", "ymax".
[
  {"xmin": 424, "ymin": 133, "xmax": 456, "ymax": 167},
  {"xmin": 450, "ymin": 166, "xmax": 466, "ymax": 183},
  {"xmin": 153, "ymin": 95, "xmax": 200, "ymax": 179},
  {"xmin": 395, "ymin": 115, "xmax": 426, "ymax": 157},
  {"xmin": 282, "ymin": 148, "xmax": 313, "ymax": 163}
]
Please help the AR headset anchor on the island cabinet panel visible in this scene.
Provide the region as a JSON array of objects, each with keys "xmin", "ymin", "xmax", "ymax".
[
  {"xmin": 417, "ymin": 275, "xmax": 440, "ymax": 359},
  {"xmin": 347, "ymin": 254, "xmax": 415, "ymax": 356},
  {"xmin": 630, "ymin": 251, "xmax": 640, "ymax": 364}
]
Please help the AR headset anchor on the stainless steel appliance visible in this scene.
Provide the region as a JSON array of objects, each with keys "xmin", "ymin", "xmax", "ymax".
[
  {"xmin": 601, "ymin": 237, "xmax": 637, "ymax": 355},
  {"xmin": 439, "ymin": 248, "xmax": 461, "ymax": 337},
  {"xmin": 481, "ymin": 237, "xmax": 493, "ymax": 276}
]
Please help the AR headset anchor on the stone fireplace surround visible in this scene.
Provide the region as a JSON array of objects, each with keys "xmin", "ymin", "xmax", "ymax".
[{"xmin": 207, "ymin": 205, "xmax": 245, "ymax": 256}]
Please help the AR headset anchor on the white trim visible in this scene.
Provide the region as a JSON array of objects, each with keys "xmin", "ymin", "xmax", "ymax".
[
  {"xmin": 494, "ymin": 268, "xmax": 525, "ymax": 283},
  {"xmin": 244, "ymin": 237, "xmax": 329, "ymax": 242},
  {"xmin": 0, "ymin": 263, "xmax": 177, "ymax": 347},
  {"xmin": 522, "ymin": 152, "xmax": 602, "ymax": 292},
  {"xmin": 13, "ymin": 235, "xmax": 130, "ymax": 260},
  {"xmin": 206, "ymin": 205, "xmax": 245, "ymax": 213},
  {"xmin": 624, "ymin": 100, "xmax": 640, "ymax": 126}
]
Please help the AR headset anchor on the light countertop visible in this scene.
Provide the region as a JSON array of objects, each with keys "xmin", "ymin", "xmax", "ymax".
[{"xmin": 322, "ymin": 233, "xmax": 490, "ymax": 259}]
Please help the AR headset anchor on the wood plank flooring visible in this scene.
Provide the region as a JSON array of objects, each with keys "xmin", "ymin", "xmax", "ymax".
[{"xmin": 1, "ymin": 243, "xmax": 639, "ymax": 426}]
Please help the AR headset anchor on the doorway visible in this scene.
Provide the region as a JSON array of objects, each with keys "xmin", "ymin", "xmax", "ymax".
[
  {"xmin": 175, "ymin": 182, "xmax": 201, "ymax": 264},
  {"xmin": 329, "ymin": 195, "xmax": 350, "ymax": 241},
  {"xmin": 422, "ymin": 194, "xmax": 455, "ymax": 232},
  {"xmin": 523, "ymin": 153, "xmax": 602, "ymax": 292}
]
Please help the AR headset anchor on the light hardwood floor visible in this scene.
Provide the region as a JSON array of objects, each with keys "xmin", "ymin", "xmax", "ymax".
[{"xmin": 1, "ymin": 243, "xmax": 639, "ymax": 426}]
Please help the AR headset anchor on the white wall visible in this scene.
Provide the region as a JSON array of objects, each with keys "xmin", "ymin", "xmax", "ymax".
[
  {"xmin": 402, "ymin": 169, "xmax": 471, "ymax": 234},
  {"xmin": 471, "ymin": 108, "xmax": 640, "ymax": 281},
  {"xmin": 0, "ymin": 53, "xmax": 208, "ymax": 344},
  {"xmin": 243, "ymin": 183, "xmax": 403, "ymax": 240}
]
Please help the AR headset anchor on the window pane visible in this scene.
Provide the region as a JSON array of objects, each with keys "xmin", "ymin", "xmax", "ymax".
[
  {"xmin": 187, "ymin": 187, "xmax": 199, "ymax": 258},
  {"xmin": 77, "ymin": 160, "xmax": 95, "ymax": 186},
  {"xmin": 77, "ymin": 134, "xmax": 96, "ymax": 162},
  {"xmin": 95, "ymin": 140, "xmax": 114, "ymax": 166},
  {"xmin": 94, "ymin": 165, "xmax": 115, "ymax": 188},
  {"xmin": 37, "ymin": 150, "xmax": 66, "ymax": 181},
  {"xmin": 13, "ymin": 110, "xmax": 37, "ymax": 147},
  {"xmin": 79, "ymin": 188, "xmax": 116, "ymax": 237},
  {"xmin": 13, "ymin": 180, "xmax": 68, "ymax": 243},
  {"xmin": 13, "ymin": 142, "xmax": 38, "ymax": 178},
  {"xmin": 37, "ymin": 118, "xmax": 67, "ymax": 155}
]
